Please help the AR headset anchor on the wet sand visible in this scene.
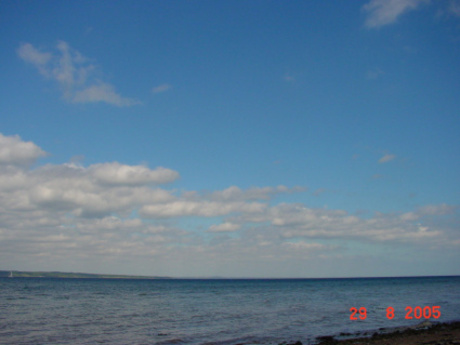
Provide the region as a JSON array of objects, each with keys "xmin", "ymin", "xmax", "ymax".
[{"xmin": 314, "ymin": 320, "xmax": 460, "ymax": 345}]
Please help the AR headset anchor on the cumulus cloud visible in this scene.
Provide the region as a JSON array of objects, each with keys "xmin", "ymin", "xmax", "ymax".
[
  {"xmin": 208, "ymin": 222, "xmax": 241, "ymax": 232},
  {"xmin": 17, "ymin": 41, "xmax": 139, "ymax": 106},
  {"xmin": 0, "ymin": 133, "xmax": 47, "ymax": 166},
  {"xmin": 140, "ymin": 200, "xmax": 266, "ymax": 218},
  {"xmin": 1, "ymin": 133, "xmax": 458, "ymax": 277},
  {"xmin": 363, "ymin": 0, "xmax": 429, "ymax": 28},
  {"xmin": 208, "ymin": 222, "xmax": 241, "ymax": 233},
  {"xmin": 25, "ymin": 165, "xmax": 176, "ymax": 218},
  {"xmin": 89, "ymin": 162, "xmax": 179, "ymax": 185}
]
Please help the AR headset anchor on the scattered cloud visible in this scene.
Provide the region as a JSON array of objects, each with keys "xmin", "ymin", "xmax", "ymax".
[
  {"xmin": 18, "ymin": 41, "xmax": 139, "ymax": 106},
  {"xmin": 152, "ymin": 84, "xmax": 172, "ymax": 93},
  {"xmin": 378, "ymin": 153, "xmax": 396, "ymax": 163},
  {"xmin": 0, "ymin": 133, "xmax": 458, "ymax": 276},
  {"xmin": 363, "ymin": 0, "xmax": 429, "ymax": 28},
  {"xmin": 235, "ymin": 202, "xmax": 454, "ymax": 244}
]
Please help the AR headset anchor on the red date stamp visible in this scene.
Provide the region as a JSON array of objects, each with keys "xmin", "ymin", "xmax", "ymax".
[{"xmin": 349, "ymin": 306, "xmax": 441, "ymax": 320}]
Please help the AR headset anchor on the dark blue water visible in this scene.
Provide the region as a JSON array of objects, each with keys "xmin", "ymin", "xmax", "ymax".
[{"xmin": 1, "ymin": 276, "xmax": 459, "ymax": 345}]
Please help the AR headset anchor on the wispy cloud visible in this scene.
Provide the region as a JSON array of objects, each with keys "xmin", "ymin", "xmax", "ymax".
[
  {"xmin": 313, "ymin": 188, "xmax": 327, "ymax": 197},
  {"xmin": 378, "ymin": 153, "xmax": 396, "ymax": 163},
  {"xmin": 152, "ymin": 84, "xmax": 172, "ymax": 94},
  {"xmin": 363, "ymin": 0, "xmax": 429, "ymax": 28},
  {"xmin": 17, "ymin": 43, "xmax": 52, "ymax": 75},
  {"xmin": 209, "ymin": 185, "xmax": 305, "ymax": 201},
  {"xmin": 366, "ymin": 67, "xmax": 384, "ymax": 80},
  {"xmin": 17, "ymin": 41, "xmax": 139, "ymax": 106},
  {"xmin": 283, "ymin": 73, "xmax": 295, "ymax": 82},
  {"xmin": 72, "ymin": 83, "xmax": 139, "ymax": 107},
  {"xmin": 449, "ymin": 0, "xmax": 460, "ymax": 16}
]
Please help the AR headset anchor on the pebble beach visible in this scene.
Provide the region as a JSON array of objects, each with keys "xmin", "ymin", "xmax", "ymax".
[{"xmin": 314, "ymin": 321, "xmax": 460, "ymax": 345}]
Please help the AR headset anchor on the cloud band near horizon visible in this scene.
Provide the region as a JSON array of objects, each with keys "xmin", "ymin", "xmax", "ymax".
[{"xmin": 0, "ymin": 133, "xmax": 458, "ymax": 277}]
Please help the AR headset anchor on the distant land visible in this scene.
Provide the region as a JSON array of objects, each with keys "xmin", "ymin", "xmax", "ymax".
[
  {"xmin": 0, "ymin": 270, "xmax": 170, "ymax": 279},
  {"xmin": 2, "ymin": 271, "xmax": 457, "ymax": 280}
]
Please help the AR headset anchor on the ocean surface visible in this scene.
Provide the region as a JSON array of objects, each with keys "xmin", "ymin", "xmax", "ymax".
[{"xmin": 1, "ymin": 276, "xmax": 459, "ymax": 345}]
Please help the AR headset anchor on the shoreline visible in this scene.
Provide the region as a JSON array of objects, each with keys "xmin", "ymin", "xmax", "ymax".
[{"xmin": 313, "ymin": 320, "xmax": 460, "ymax": 345}]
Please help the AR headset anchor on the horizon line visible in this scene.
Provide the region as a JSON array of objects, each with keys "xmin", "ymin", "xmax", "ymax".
[{"xmin": 2, "ymin": 270, "xmax": 459, "ymax": 280}]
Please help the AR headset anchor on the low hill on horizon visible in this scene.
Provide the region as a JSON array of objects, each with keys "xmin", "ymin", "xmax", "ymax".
[{"xmin": 0, "ymin": 270, "xmax": 170, "ymax": 279}]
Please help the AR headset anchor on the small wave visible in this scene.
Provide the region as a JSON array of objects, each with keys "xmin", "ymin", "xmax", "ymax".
[{"xmin": 155, "ymin": 338, "xmax": 185, "ymax": 345}]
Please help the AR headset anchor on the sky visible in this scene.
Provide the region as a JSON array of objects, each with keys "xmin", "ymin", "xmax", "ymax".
[{"xmin": 0, "ymin": 0, "xmax": 459, "ymax": 278}]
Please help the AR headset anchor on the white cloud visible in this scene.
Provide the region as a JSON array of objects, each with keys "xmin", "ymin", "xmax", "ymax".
[
  {"xmin": 152, "ymin": 84, "xmax": 172, "ymax": 93},
  {"xmin": 400, "ymin": 211, "xmax": 418, "ymax": 221},
  {"xmin": 17, "ymin": 43, "xmax": 52, "ymax": 76},
  {"xmin": 89, "ymin": 162, "xmax": 179, "ymax": 185},
  {"xmin": 234, "ymin": 202, "xmax": 454, "ymax": 244},
  {"xmin": 363, "ymin": 0, "xmax": 429, "ymax": 28},
  {"xmin": 25, "ymin": 166, "xmax": 176, "ymax": 218},
  {"xmin": 140, "ymin": 200, "xmax": 266, "ymax": 218},
  {"xmin": 417, "ymin": 203, "xmax": 456, "ymax": 216},
  {"xmin": 72, "ymin": 82, "xmax": 140, "ymax": 106},
  {"xmin": 378, "ymin": 153, "xmax": 396, "ymax": 163},
  {"xmin": 282, "ymin": 241, "xmax": 327, "ymax": 251},
  {"xmin": 0, "ymin": 133, "xmax": 47, "ymax": 166},
  {"xmin": 209, "ymin": 185, "xmax": 304, "ymax": 201},
  {"xmin": 208, "ymin": 222, "xmax": 241, "ymax": 233},
  {"xmin": 18, "ymin": 41, "xmax": 139, "ymax": 106},
  {"xmin": 1, "ymin": 133, "xmax": 458, "ymax": 277}
]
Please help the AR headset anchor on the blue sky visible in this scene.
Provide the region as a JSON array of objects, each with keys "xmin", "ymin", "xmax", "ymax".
[{"xmin": 1, "ymin": 0, "xmax": 459, "ymax": 277}]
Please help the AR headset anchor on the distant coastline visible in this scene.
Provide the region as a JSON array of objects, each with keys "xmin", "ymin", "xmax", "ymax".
[
  {"xmin": 0, "ymin": 270, "xmax": 170, "ymax": 279},
  {"xmin": 1, "ymin": 270, "xmax": 459, "ymax": 280}
]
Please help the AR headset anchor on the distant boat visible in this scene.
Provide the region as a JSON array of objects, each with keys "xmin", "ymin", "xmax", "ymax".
[{"xmin": 9, "ymin": 271, "xmax": 13, "ymax": 278}]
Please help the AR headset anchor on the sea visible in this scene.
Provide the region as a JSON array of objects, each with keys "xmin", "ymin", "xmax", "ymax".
[{"xmin": 1, "ymin": 276, "xmax": 459, "ymax": 345}]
